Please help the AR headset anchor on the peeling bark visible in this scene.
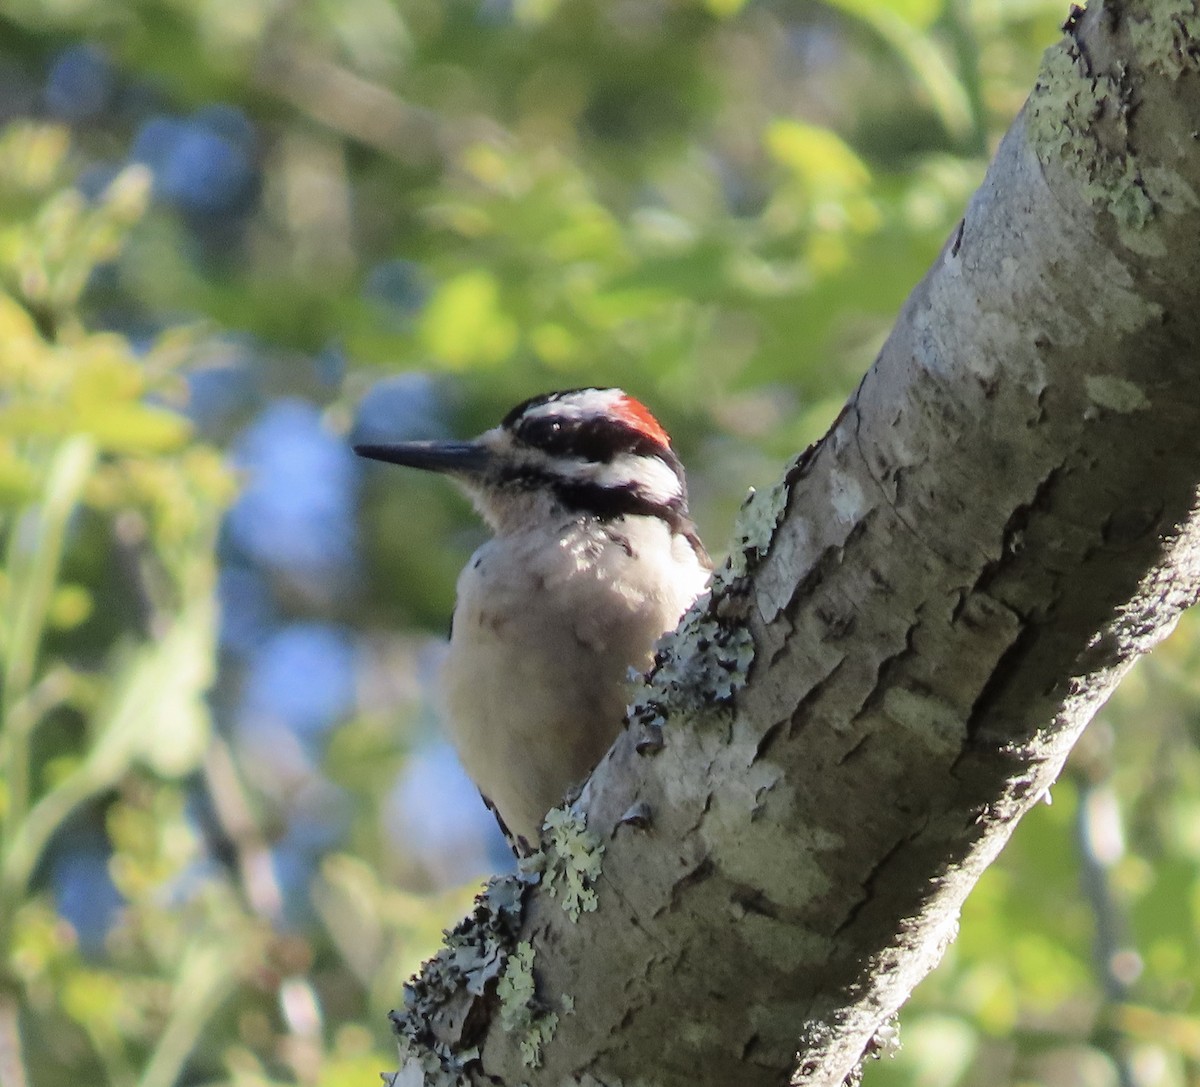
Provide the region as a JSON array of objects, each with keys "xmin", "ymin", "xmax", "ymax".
[{"xmin": 389, "ymin": 3, "xmax": 1200, "ymax": 1085}]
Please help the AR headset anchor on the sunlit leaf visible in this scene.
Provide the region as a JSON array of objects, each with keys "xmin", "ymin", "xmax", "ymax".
[
  {"xmin": 0, "ymin": 401, "xmax": 191, "ymax": 452},
  {"xmin": 68, "ymin": 335, "xmax": 147, "ymax": 406},
  {"xmin": 0, "ymin": 123, "xmax": 71, "ymax": 192},
  {"xmin": 530, "ymin": 323, "xmax": 579, "ymax": 366},
  {"xmin": 61, "ymin": 970, "xmax": 125, "ymax": 1032},
  {"xmin": 0, "ymin": 447, "xmax": 39, "ymax": 505},
  {"xmin": 47, "ymin": 583, "xmax": 92, "ymax": 630},
  {"xmin": 321, "ymin": 1051, "xmax": 399, "ymax": 1087},
  {"xmin": 702, "ymin": 0, "xmax": 750, "ymax": 15},
  {"xmin": 0, "ymin": 290, "xmax": 44, "ymax": 377},
  {"xmin": 76, "ymin": 403, "xmax": 192, "ymax": 454},
  {"xmin": 766, "ymin": 120, "xmax": 872, "ymax": 195},
  {"xmin": 421, "ymin": 271, "xmax": 518, "ymax": 368},
  {"xmin": 824, "ymin": 0, "xmax": 942, "ymax": 30},
  {"xmin": 120, "ymin": 595, "xmax": 217, "ymax": 778},
  {"xmin": 9, "ymin": 901, "xmax": 73, "ymax": 985}
]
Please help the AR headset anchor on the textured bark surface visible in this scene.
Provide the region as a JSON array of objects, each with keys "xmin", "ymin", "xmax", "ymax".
[{"xmin": 391, "ymin": 4, "xmax": 1200, "ymax": 1085}]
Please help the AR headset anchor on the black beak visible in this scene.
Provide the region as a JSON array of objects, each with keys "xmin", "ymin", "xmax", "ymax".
[{"xmin": 353, "ymin": 439, "xmax": 492, "ymax": 477}]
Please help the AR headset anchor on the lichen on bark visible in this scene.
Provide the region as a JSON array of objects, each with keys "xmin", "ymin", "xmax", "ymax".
[
  {"xmin": 1127, "ymin": 0, "xmax": 1200, "ymax": 79},
  {"xmin": 1026, "ymin": 35, "xmax": 1153, "ymax": 229},
  {"xmin": 1026, "ymin": 2, "xmax": 1200, "ymax": 244},
  {"xmin": 539, "ymin": 808, "xmax": 604, "ymax": 921},
  {"xmin": 388, "ymin": 876, "xmax": 526, "ymax": 1083},
  {"xmin": 729, "ymin": 476, "xmax": 792, "ymax": 577},
  {"xmin": 496, "ymin": 942, "xmax": 559, "ymax": 1068}
]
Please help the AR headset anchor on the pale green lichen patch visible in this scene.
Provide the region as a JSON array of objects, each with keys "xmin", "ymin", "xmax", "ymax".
[
  {"xmin": 658, "ymin": 615, "xmax": 753, "ymax": 706},
  {"xmin": 1138, "ymin": 164, "xmax": 1200, "ymax": 219},
  {"xmin": 1084, "ymin": 374, "xmax": 1150, "ymax": 413},
  {"xmin": 388, "ymin": 876, "xmax": 526, "ymax": 1085},
  {"xmin": 1128, "ymin": 1, "xmax": 1200, "ymax": 79},
  {"xmin": 729, "ymin": 476, "xmax": 790, "ymax": 576},
  {"xmin": 541, "ymin": 807, "xmax": 605, "ymax": 920},
  {"xmin": 627, "ymin": 539, "xmax": 758, "ymax": 761},
  {"xmin": 647, "ymin": 605, "xmax": 756, "ymax": 713},
  {"xmin": 496, "ymin": 943, "xmax": 537, "ymax": 1022},
  {"xmin": 1026, "ymin": 39, "xmax": 1157, "ymax": 230},
  {"xmin": 497, "ymin": 941, "xmax": 559, "ymax": 1068}
]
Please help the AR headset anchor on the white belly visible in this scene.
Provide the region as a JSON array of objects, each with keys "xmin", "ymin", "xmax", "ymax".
[{"xmin": 439, "ymin": 516, "xmax": 709, "ymax": 846}]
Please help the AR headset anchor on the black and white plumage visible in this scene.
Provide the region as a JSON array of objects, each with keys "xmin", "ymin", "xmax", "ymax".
[{"xmin": 356, "ymin": 388, "xmax": 711, "ymax": 852}]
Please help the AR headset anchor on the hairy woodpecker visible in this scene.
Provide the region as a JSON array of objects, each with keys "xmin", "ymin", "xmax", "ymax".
[{"xmin": 355, "ymin": 388, "xmax": 711, "ymax": 853}]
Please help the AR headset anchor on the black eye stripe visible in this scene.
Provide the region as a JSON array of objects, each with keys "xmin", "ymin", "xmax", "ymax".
[
  {"xmin": 514, "ymin": 415, "xmax": 667, "ymax": 463},
  {"xmin": 495, "ymin": 466, "xmax": 688, "ymax": 526},
  {"xmin": 553, "ymin": 479, "xmax": 685, "ymax": 525}
]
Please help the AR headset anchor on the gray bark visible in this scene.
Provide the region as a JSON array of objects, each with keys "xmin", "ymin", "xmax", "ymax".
[{"xmin": 389, "ymin": 3, "xmax": 1200, "ymax": 1085}]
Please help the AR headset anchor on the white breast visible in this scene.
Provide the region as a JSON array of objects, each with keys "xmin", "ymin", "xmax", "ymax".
[{"xmin": 439, "ymin": 514, "xmax": 709, "ymax": 847}]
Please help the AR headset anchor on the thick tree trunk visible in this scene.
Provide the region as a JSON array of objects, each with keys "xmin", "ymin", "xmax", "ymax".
[{"xmin": 389, "ymin": 3, "xmax": 1200, "ymax": 1085}]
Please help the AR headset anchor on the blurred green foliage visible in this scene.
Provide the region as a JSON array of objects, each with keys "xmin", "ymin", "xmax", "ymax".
[
  {"xmin": 0, "ymin": 1, "xmax": 1196, "ymax": 1086},
  {"xmin": 0, "ymin": 126, "xmax": 238, "ymax": 1083}
]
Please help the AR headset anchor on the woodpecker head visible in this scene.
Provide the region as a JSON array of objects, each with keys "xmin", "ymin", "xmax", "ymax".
[{"xmin": 354, "ymin": 387, "xmax": 695, "ymax": 536}]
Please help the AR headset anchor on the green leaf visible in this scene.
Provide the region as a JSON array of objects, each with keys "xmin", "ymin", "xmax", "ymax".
[
  {"xmin": 701, "ymin": 0, "xmax": 751, "ymax": 15},
  {"xmin": 0, "ymin": 448, "xmax": 38, "ymax": 505},
  {"xmin": 0, "ymin": 402, "xmax": 191, "ymax": 453},
  {"xmin": 77, "ymin": 404, "xmax": 193, "ymax": 454},
  {"xmin": 825, "ymin": 0, "xmax": 942, "ymax": 30},
  {"xmin": 766, "ymin": 120, "xmax": 872, "ymax": 194},
  {"xmin": 822, "ymin": 0, "xmax": 974, "ymax": 139},
  {"xmin": 421, "ymin": 270, "xmax": 519, "ymax": 369},
  {"xmin": 1, "ymin": 594, "xmax": 216, "ymax": 898},
  {"xmin": 73, "ymin": 591, "xmax": 218, "ymax": 784}
]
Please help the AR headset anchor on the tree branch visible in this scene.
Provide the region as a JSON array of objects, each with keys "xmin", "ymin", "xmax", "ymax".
[{"xmin": 388, "ymin": 3, "xmax": 1200, "ymax": 1084}]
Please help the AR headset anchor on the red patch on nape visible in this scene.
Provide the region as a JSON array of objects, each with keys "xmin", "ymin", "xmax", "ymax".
[{"xmin": 614, "ymin": 393, "xmax": 671, "ymax": 448}]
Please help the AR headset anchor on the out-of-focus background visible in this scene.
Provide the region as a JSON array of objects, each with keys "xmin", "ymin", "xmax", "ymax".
[{"xmin": 0, "ymin": 2, "xmax": 1196, "ymax": 1085}]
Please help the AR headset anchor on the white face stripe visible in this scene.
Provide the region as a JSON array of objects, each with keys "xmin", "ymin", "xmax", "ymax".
[
  {"xmin": 485, "ymin": 434, "xmax": 683, "ymax": 506},
  {"xmin": 520, "ymin": 389, "xmax": 627, "ymax": 425},
  {"xmin": 586, "ymin": 453, "xmax": 682, "ymax": 505}
]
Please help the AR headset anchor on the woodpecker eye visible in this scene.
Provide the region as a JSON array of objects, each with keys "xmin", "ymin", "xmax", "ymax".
[
  {"xmin": 514, "ymin": 411, "xmax": 675, "ymax": 465},
  {"xmin": 516, "ymin": 416, "xmax": 568, "ymax": 452}
]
